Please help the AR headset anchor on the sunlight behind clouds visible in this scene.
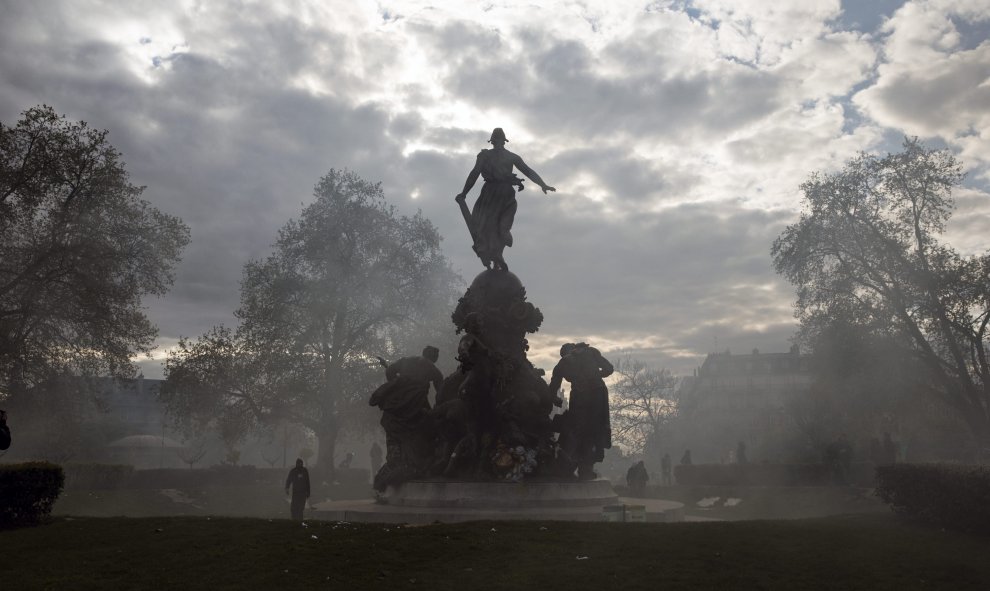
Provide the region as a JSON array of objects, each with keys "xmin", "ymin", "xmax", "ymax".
[{"xmin": 2, "ymin": 0, "xmax": 988, "ymax": 378}]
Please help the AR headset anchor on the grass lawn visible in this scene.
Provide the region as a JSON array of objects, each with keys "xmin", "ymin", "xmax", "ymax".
[
  {"xmin": 53, "ymin": 485, "xmax": 290, "ymax": 519},
  {"xmin": 1, "ymin": 513, "xmax": 988, "ymax": 590}
]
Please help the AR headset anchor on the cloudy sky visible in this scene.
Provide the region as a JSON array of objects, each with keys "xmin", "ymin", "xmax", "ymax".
[{"xmin": 1, "ymin": 0, "xmax": 988, "ymax": 377}]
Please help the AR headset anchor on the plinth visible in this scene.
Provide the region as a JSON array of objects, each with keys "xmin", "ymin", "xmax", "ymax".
[
  {"xmin": 311, "ymin": 479, "xmax": 685, "ymax": 524},
  {"xmin": 385, "ymin": 478, "xmax": 618, "ymax": 508}
]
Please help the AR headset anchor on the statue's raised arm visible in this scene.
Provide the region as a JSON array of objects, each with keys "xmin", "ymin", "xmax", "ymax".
[
  {"xmin": 513, "ymin": 155, "xmax": 555, "ymax": 195},
  {"xmin": 454, "ymin": 128, "xmax": 556, "ymax": 272}
]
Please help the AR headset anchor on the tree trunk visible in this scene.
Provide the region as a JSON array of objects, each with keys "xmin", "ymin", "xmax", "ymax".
[
  {"xmin": 316, "ymin": 424, "xmax": 339, "ymax": 482},
  {"xmin": 972, "ymin": 421, "xmax": 990, "ymax": 463}
]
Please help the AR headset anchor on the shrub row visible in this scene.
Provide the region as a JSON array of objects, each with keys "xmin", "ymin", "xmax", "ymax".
[
  {"xmin": 875, "ymin": 463, "xmax": 990, "ymax": 533},
  {"xmin": 674, "ymin": 462, "xmax": 876, "ymax": 487},
  {"xmin": 62, "ymin": 464, "xmax": 370, "ymax": 491},
  {"xmin": 0, "ymin": 462, "xmax": 64, "ymax": 527},
  {"xmin": 60, "ymin": 464, "xmax": 288, "ymax": 490},
  {"xmin": 63, "ymin": 463, "xmax": 134, "ymax": 490}
]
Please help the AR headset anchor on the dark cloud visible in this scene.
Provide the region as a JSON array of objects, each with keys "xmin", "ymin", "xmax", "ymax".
[
  {"xmin": 0, "ymin": 2, "xmax": 409, "ymax": 350},
  {"xmin": 4, "ymin": 0, "xmax": 986, "ymax": 383},
  {"xmin": 412, "ymin": 20, "xmax": 783, "ymax": 144},
  {"xmin": 543, "ymin": 147, "xmax": 701, "ymax": 205}
]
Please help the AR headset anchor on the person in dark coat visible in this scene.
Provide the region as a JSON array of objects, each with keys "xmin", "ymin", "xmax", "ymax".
[
  {"xmin": 0, "ymin": 410, "xmax": 10, "ymax": 450},
  {"xmin": 736, "ymin": 441, "xmax": 748, "ymax": 464},
  {"xmin": 285, "ymin": 458, "xmax": 310, "ymax": 521},
  {"xmin": 626, "ymin": 460, "xmax": 649, "ymax": 496},
  {"xmin": 660, "ymin": 453, "xmax": 673, "ymax": 486},
  {"xmin": 881, "ymin": 432, "xmax": 898, "ymax": 466}
]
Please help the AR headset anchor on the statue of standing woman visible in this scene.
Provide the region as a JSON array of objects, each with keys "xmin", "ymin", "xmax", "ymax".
[{"xmin": 455, "ymin": 128, "xmax": 556, "ymax": 271}]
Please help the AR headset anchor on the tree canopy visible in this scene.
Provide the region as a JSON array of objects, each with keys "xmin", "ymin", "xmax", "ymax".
[
  {"xmin": 161, "ymin": 169, "xmax": 461, "ymax": 469},
  {"xmin": 0, "ymin": 105, "xmax": 190, "ymax": 397},
  {"xmin": 609, "ymin": 358, "xmax": 678, "ymax": 457},
  {"xmin": 772, "ymin": 138, "xmax": 990, "ymax": 456}
]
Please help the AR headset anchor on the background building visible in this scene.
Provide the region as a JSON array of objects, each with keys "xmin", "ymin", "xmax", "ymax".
[{"xmin": 669, "ymin": 345, "xmax": 812, "ymax": 463}]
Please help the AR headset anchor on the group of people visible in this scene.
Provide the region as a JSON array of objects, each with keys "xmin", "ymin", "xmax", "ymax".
[
  {"xmin": 624, "ymin": 451, "xmax": 687, "ymax": 494},
  {"xmin": 368, "ymin": 338, "xmax": 615, "ymax": 491}
]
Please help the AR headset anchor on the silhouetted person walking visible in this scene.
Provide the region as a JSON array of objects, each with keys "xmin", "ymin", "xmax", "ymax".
[
  {"xmin": 680, "ymin": 449, "xmax": 692, "ymax": 466},
  {"xmin": 882, "ymin": 432, "xmax": 898, "ymax": 466},
  {"xmin": 285, "ymin": 458, "xmax": 310, "ymax": 521},
  {"xmin": 661, "ymin": 453, "xmax": 673, "ymax": 486},
  {"xmin": 0, "ymin": 410, "xmax": 10, "ymax": 450},
  {"xmin": 626, "ymin": 460, "xmax": 649, "ymax": 496},
  {"xmin": 826, "ymin": 434, "xmax": 853, "ymax": 485},
  {"xmin": 869, "ymin": 437, "xmax": 882, "ymax": 465}
]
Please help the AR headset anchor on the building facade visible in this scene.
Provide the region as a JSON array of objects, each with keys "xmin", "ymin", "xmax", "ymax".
[{"xmin": 670, "ymin": 346, "xmax": 812, "ymax": 463}]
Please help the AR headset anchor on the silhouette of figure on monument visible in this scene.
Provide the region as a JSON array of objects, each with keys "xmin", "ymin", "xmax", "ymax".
[
  {"xmin": 369, "ymin": 346, "xmax": 443, "ymax": 491},
  {"xmin": 455, "ymin": 128, "xmax": 556, "ymax": 271},
  {"xmin": 548, "ymin": 343, "xmax": 614, "ymax": 480}
]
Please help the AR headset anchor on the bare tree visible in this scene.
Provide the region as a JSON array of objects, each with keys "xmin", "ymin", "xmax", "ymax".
[
  {"xmin": 609, "ymin": 358, "xmax": 679, "ymax": 456},
  {"xmin": 176, "ymin": 437, "xmax": 210, "ymax": 469},
  {"xmin": 260, "ymin": 447, "xmax": 281, "ymax": 468}
]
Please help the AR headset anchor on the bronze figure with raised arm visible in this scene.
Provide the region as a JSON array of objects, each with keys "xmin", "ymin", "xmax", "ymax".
[{"xmin": 455, "ymin": 128, "xmax": 556, "ymax": 271}]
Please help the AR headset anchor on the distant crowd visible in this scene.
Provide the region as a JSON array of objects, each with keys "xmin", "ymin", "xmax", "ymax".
[{"xmin": 624, "ymin": 434, "xmax": 901, "ymax": 493}]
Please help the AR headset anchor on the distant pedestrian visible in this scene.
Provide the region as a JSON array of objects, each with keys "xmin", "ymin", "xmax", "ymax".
[
  {"xmin": 837, "ymin": 434, "xmax": 853, "ymax": 476},
  {"xmin": 660, "ymin": 453, "xmax": 673, "ymax": 486},
  {"xmin": 338, "ymin": 451, "xmax": 354, "ymax": 470},
  {"xmin": 0, "ymin": 410, "xmax": 9, "ymax": 451},
  {"xmin": 680, "ymin": 449, "xmax": 692, "ymax": 466},
  {"xmin": 626, "ymin": 460, "xmax": 649, "ymax": 496},
  {"xmin": 285, "ymin": 458, "xmax": 311, "ymax": 520},
  {"xmin": 869, "ymin": 437, "xmax": 882, "ymax": 465},
  {"xmin": 826, "ymin": 434, "xmax": 853, "ymax": 485},
  {"xmin": 736, "ymin": 441, "xmax": 748, "ymax": 465}
]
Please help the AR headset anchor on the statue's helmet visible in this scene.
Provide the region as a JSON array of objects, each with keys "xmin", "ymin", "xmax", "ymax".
[{"xmin": 489, "ymin": 127, "xmax": 508, "ymax": 143}]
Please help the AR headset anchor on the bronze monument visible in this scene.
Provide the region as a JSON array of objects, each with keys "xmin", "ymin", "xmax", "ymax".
[
  {"xmin": 370, "ymin": 128, "xmax": 612, "ymax": 489},
  {"xmin": 455, "ymin": 128, "xmax": 555, "ymax": 271}
]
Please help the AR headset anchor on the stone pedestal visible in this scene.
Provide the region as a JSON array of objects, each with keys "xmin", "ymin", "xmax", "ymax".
[
  {"xmin": 311, "ymin": 479, "xmax": 685, "ymax": 524},
  {"xmin": 384, "ymin": 478, "xmax": 619, "ymax": 508}
]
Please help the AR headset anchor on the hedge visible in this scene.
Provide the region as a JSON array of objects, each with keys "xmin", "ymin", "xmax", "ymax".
[
  {"xmin": 0, "ymin": 462, "xmax": 65, "ymax": 527},
  {"xmin": 674, "ymin": 463, "xmax": 876, "ymax": 487},
  {"xmin": 63, "ymin": 463, "xmax": 134, "ymax": 490},
  {"xmin": 875, "ymin": 463, "xmax": 990, "ymax": 534},
  {"xmin": 60, "ymin": 464, "xmax": 370, "ymax": 492}
]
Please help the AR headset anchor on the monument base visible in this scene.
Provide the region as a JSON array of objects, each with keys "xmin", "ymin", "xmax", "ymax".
[
  {"xmin": 311, "ymin": 479, "xmax": 685, "ymax": 524},
  {"xmin": 384, "ymin": 478, "xmax": 619, "ymax": 508}
]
